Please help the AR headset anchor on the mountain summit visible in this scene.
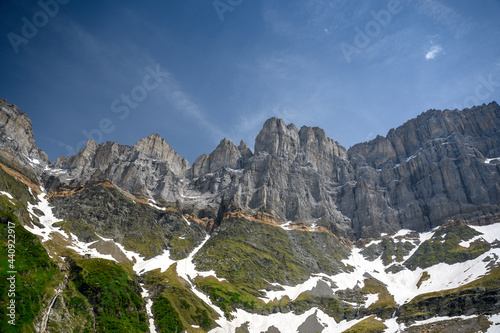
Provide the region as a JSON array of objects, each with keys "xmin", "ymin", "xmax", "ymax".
[{"xmin": 40, "ymin": 100, "xmax": 500, "ymax": 239}]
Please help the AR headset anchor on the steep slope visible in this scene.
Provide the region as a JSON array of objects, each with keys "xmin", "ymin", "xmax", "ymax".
[{"xmin": 348, "ymin": 102, "xmax": 500, "ymax": 237}]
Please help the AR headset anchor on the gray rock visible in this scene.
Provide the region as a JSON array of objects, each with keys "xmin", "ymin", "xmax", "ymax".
[
  {"xmin": 297, "ymin": 310, "xmax": 325, "ymax": 333},
  {"xmin": 0, "ymin": 98, "xmax": 51, "ymax": 178},
  {"xmin": 2, "ymin": 97, "xmax": 499, "ymax": 240}
]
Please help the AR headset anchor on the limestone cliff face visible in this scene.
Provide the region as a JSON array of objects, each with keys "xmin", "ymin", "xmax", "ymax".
[
  {"xmin": 2, "ymin": 99, "xmax": 499, "ymax": 239},
  {"xmin": 347, "ymin": 102, "xmax": 500, "ymax": 237},
  {"xmin": 185, "ymin": 103, "xmax": 500, "ymax": 238},
  {"xmin": 183, "ymin": 117, "xmax": 355, "ymax": 236},
  {"xmin": 189, "ymin": 138, "xmax": 251, "ymax": 178},
  {"xmin": 0, "ymin": 99, "xmax": 51, "ymax": 175},
  {"xmin": 52, "ymin": 134, "xmax": 189, "ymax": 200}
]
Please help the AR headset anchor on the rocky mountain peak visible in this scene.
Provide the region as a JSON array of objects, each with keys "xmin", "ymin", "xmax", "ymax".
[
  {"xmin": 254, "ymin": 117, "xmax": 300, "ymax": 158},
  {"xmin": 3, "ymin": 98, "xmax": 499, "ymax": 241},
  {"xmin": 0, "ymin": 98, "xmax": 51, "ymax": 171},
  {"xmin": 133, "ymin": 133, "xmax": 186, "ymax": 162},
  {"xmin": 238, "ymin": 140, "xmax": 253, "ymax": 160},
  {"xmin": 190, "ymin": 138, "xmax": 246, "ymax": 178}
]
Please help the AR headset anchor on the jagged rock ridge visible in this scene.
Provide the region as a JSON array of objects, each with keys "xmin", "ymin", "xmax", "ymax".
[{"xmin": 2, "ymin": 98, "xmax": 500, "ymax": 239}]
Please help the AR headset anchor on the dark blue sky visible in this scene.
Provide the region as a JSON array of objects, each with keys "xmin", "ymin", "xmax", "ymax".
[{"xmin": 1, "ymin": 0, "xmax": 500, "ymax": 163}]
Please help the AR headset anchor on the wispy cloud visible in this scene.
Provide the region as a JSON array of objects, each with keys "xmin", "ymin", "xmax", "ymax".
[
  {"xmin": 425, "ymin": 44, "xmax": 443, "ymax": 60},
  {"xmin": 415, "ymin": 0, "xmax": 469, "ymax": 38},
  {"xmin": 156, "ymin": 74, "xmax": 226, "ymax": 143}
]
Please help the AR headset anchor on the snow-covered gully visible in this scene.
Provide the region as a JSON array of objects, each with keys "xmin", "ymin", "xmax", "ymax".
[{"xmin": 21, "ymin": 188, "xmax": 500, "ymax": 333}]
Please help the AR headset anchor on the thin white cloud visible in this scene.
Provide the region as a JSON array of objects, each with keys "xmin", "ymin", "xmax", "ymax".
[
  {"xmin": 157, "ymin": 75, "xmax": 226, "ymax": 143},
  {"xmin": 425, "ymin": 45, "xmax": 443, "ymax": 60},
  {"xmin": 415, "ymin": 0, "xmax": 469, "ymax": 38}
]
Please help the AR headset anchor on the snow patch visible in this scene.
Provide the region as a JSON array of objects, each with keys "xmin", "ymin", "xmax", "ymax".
[
  {"xmin": 407, "ymin": 314, "xmax": 477, "ymax": 327},
  {"xmin": 209, "ymin": 308, "xmax": 369, "ymax": 333},
  {"xmin": 0, "ymin": 191, "xmax": 14, "ymax": 202},
  {"xmin": 257, "ymin": 226, "xmax": 498, "ymax": 307},
  {"xmin": 392, "ymin": 229, "xmax": 413, "ymax": 238},
  {"xmin": 259, "ymin": 276, "xmax": 325, "ymax": 302},
  {"xmin": 406, "ymin": 149, "xmax": 422, "ymax": 162},
  {"xmin": 67, "ymin": 237, "xmax": 116, "ymax": 262},
  {"xmin": 383, "ymin": 318, "xmax": 406, "ymax": 333},
  {"xmin": 280, "ymin": 221, "xmax": 293, "ymax": 231},
  {"xmin": 334, "ymin": 241, "xmax": 500, "ymax": 305},
  {"xmin": 469, "ymin": 224, "xmax": 500, "ymax": 244},
  {"xmin": 176, "ymin": 235, "xmax": 225, "ymax": 282},
  {"xmin": 140, "ymin": 284, "xmax": 157, "ymax": 333},
  {"xmin": 25, "ymin": 191, "xmax": 67, "ymax": 243},
  {"xmin": 148, "ymin": 199, "xmax": 166, "ymax": 211},
  {"xmin": 365, "ymin": 293, "xmax": 379, "ymax": 307},
  {"xmin": 459, "ymin": 235, "xmax": 484, "ymax": 248},
  {"xmin": 136, "ymin": 250, "xmax": 175, "ymax": 274},
  {"xmin": 485, "ymin": 157, "xmax": 500, "ymax": 164},
  {"xmin": 488, "ymin": 314, "xmax": 500, "ymax": 332},
  {"xmin": 364, "ymin": 239, "xmax": 382, "ymax": 248}
]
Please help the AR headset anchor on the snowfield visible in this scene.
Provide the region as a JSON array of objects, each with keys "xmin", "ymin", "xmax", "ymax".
[{"xmin": 19, "ymin": 188, "xmax": 500, "ymax": 332}]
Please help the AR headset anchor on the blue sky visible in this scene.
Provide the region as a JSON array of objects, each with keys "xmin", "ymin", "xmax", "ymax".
[{"xmin": 1, "ymin": 0, "xmax": 499, "ymax": 163}]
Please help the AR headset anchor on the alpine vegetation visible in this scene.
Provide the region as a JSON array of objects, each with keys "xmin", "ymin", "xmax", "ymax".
[{"xmin": 1, "ymin": 98, "xmax": 500, "ymax": 332}]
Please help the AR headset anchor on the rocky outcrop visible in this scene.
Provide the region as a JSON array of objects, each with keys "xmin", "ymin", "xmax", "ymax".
[
  {"xmin": 184, "ymin": 118, "xmax": 355, "ymax": 237},
  {"xmin": 52, "ymin": 133, "xmax": 189, "ymax": 200},
  {"xmin": 347, "ymin": 102, "xmax": 500, "ymax": 237},
  {"xmin": 189, "ymin": 138, "xmax": 251, "ymax": 178},
  {"xmin": 0, "ymin": 99, "xmax": 51, "ymax": 180}
]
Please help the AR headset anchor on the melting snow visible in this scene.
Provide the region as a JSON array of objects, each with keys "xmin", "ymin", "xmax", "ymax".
[
  {"xmin": 140, "ymin": 284, "xmax": 157, "ymax": 333},
  {"xmin": 406, "ymin": 314, "xmax": 477, "ymax": 327},
  {"xmin": 280, "ymin": 221, "xmax": 293, "ymax": 231},
  {"xmin": 383, "ymin": 318, "xmax": 406, "ymax": 332},
  {"xmin": 485, "ymin": 157, "xmax": 500, "ymax": 164},
  {"xmin": 365, "ymin": 293, "xmax": 379, "ymax": 307},
  {"xmin": 469, "ymin": 224, "xmax": 500, "ymax": 243},
  {"xmin": 488, "ymin": 314, "xmax": 500, "ymax": 333},
  {"xmin": 210, "ymin": 308, "xmax": 370, "ymax": 333},
  {"xmin": 147, "ymin": 199, "xmax": 166, "ymax": 211},
  {"xmin": 256, "ymin": 225, "xmax": 500, "ymax": 306},
  {"xmin": 1, "ymin": 190, "xmax": 14, "ymax": 200},
  {"xmin": 259, "ymin": 276, "xmax": 325, "ymax": 302},
  {"xmin": 24, "ymin": 190, "xmax": 116, "ymax": 261},
  {"xmin": 177, "ymin": 235, "xmax": 225, "ymax": 282},
  {"xmin": 182, "ymin": 215, "xmax": 191, "ymax": 226},
  {"xmin": 18, "ymin": 188, "xmax": 500, "ymax": 331}
]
